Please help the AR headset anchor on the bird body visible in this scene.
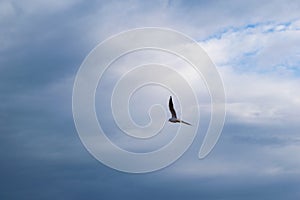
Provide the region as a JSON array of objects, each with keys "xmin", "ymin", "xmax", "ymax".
[{"xmin": 168, "ymin": 96, "xmax": 191, "ymax": 126}]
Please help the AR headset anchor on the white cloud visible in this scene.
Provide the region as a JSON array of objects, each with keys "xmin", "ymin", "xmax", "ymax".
[
  {"xmin": 200, "ymin": 20, "xmax": 300, "ymax": 74},
  {"xmin": 11, "ymin": 0, "xmax": 82, "ymax": 15},
  {"xmin": 170, "ymin": 137, "xmax": 300, "ymax": 177},
  {"xmin": 165, "ymin": 62, "xmax": 300, "ymax": 176},
  {"xmin": 219, "ymin": 66, "xmax": 300, "ymax": 125}
]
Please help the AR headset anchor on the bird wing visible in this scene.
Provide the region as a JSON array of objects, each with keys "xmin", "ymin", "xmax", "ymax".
[
  {"xmin": 169, "ymin": 96, "xmax": 177, "ymax": 118},
  {"xmin": 180, "ymin": 120, "xmax": 192, "ymax": 126}
]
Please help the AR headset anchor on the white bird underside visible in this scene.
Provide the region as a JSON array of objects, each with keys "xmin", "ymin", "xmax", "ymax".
[{"xmin": 168, "ymin": 96, "xmax": 191, "ymax": 126}]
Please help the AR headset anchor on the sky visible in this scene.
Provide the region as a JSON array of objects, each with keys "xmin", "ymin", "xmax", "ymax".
[{"xmin": 1, "ymin": 0, "xmax": 300, "ymax": 199}]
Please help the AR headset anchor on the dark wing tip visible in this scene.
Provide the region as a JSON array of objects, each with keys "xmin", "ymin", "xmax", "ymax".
[
  {"xmin": 169, "ymin": 96, "xmax": 173, "ymax": 105},
  {"xmin": 168, "ymin": 96, "xmax": 177, "ymax": 118},
  {"xmin": 169, "ymin": 96, "xmax": 172, "ymax": 105}
]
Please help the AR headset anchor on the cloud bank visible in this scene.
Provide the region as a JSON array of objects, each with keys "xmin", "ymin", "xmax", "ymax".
[{"xmin": 1, "ymin": 0, "xmax": 300, "ymax": 199}]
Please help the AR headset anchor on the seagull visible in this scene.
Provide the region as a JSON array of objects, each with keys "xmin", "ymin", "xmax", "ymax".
[{"xmin": 168, "ymin": 96, "xmax": 192, "ymax": 126}]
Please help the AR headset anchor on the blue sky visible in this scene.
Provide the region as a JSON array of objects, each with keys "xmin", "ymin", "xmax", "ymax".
[{"xmin": 1, "ymin": 0, "xmax": 300, "ymax": 199}]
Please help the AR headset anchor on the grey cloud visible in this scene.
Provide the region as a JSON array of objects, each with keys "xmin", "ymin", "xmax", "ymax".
[{"xmin": 1, "ymin": 0, "xmax": 300, "ymax": 199}]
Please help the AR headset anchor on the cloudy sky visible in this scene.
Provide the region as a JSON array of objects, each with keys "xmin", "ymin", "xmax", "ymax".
[{"xmin": 1, "ymin": 0, "xmax": 300, "ymax": 199}]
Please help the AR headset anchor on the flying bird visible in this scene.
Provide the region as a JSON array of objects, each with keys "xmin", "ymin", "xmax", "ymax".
[{"xmin": 168, "ymin": 96, "xmax": 192, "ymax": 126}]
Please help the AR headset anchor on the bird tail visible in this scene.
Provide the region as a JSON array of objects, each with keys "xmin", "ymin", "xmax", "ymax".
[{"xmin": 180, "ymin": 120, "xmax": 192, "ymax": 126}]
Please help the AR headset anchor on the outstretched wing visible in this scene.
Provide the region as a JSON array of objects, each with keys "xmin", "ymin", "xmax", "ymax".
[
  {"xmin": 180, "ymin": 120, "xmax": 192, "ymax": 126},
  {"xmin": 169, "ymin": 96, "xmax": 177, "ymax": 118}
]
